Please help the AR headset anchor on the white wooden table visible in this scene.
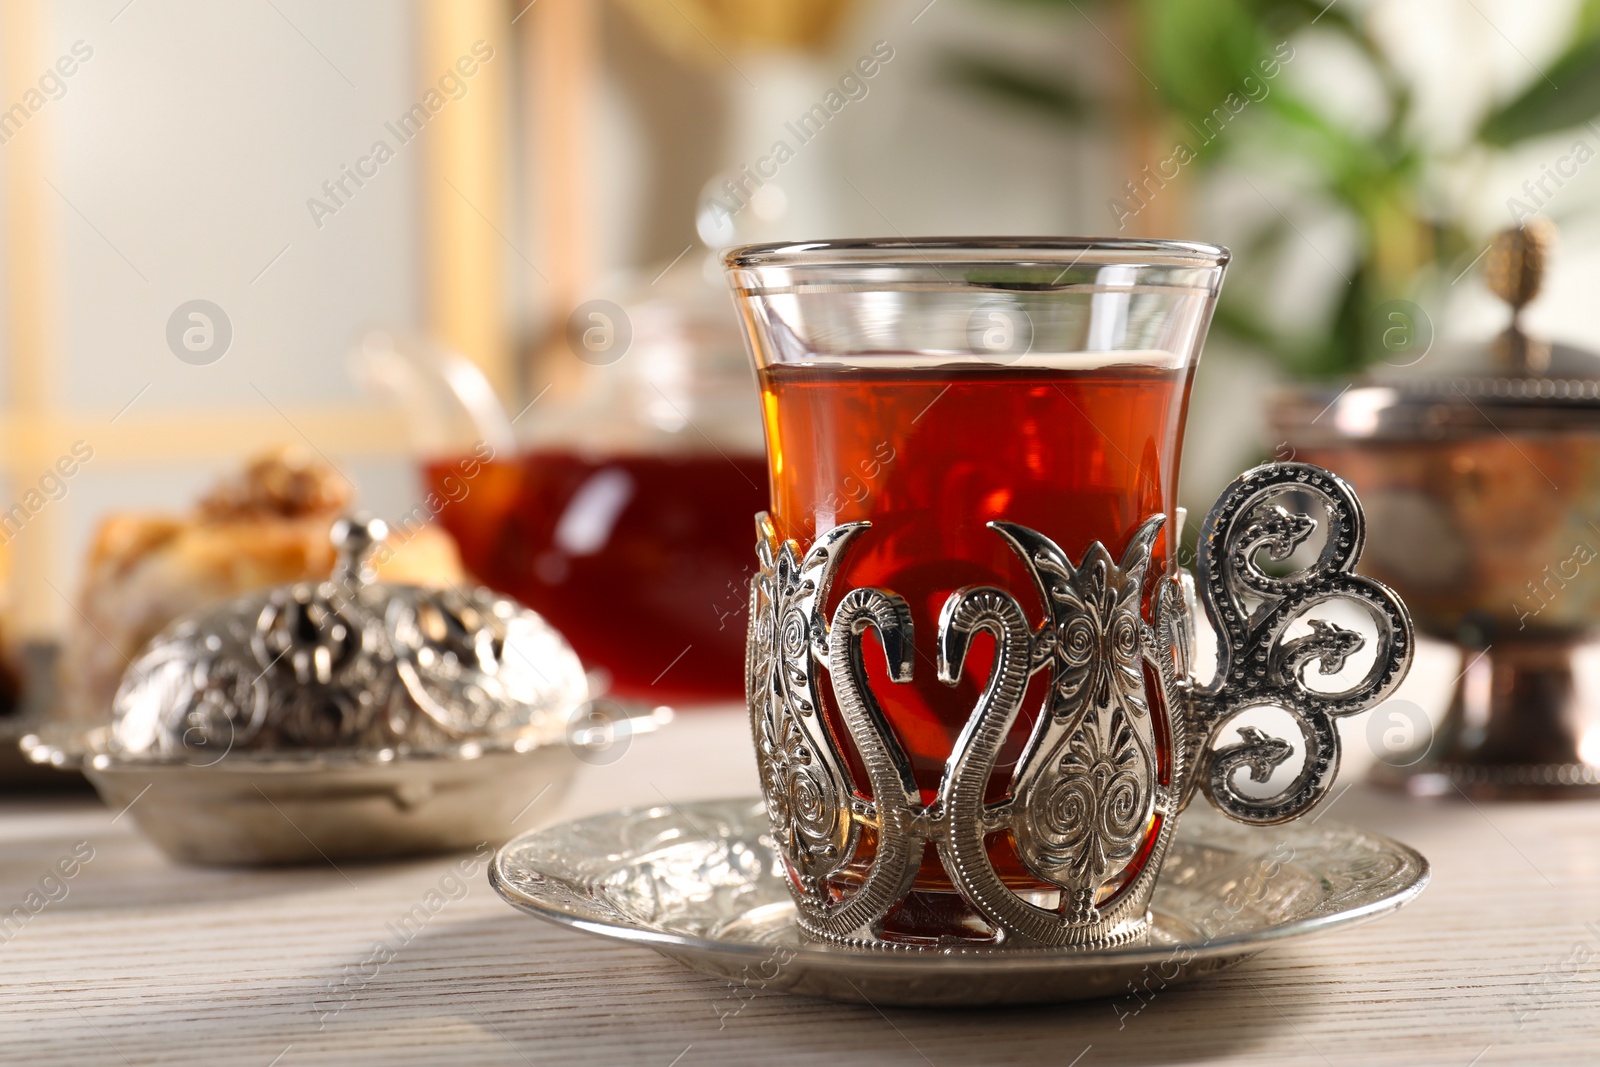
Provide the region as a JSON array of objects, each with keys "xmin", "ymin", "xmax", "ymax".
[{"xmin": 4, "ymin": 645, "xmax": 1599, "ymax": 1066}]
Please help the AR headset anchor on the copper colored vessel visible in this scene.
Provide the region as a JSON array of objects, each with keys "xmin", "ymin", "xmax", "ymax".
[{"xmin": 1273, "ymin": 222, "xmax": 1600, "ymax": 798}]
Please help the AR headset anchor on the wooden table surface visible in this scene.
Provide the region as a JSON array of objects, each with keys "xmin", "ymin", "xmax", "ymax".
[{"xmin": 4, "ymin": 646, "xmax": 1599, "ymax": 1067}]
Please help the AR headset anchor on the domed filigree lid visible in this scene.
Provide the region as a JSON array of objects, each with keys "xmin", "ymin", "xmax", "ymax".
[{"xmin": 110, "ymin": 516, "xmax": 588, "ymax": 761}]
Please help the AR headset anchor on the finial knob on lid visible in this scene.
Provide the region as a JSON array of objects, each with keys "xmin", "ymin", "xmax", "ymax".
[
  {"xmin": 1486, "ymin": 219, "xmax": 1557, "ymax": 374},
  {"xmin": 331, "ymin": 513, "xmax": 388, "ymax": 588}
]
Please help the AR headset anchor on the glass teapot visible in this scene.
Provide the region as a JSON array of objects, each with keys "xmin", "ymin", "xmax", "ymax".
[{"xmin": 354, "ymin": 253, "xmax": 766, "ymax": 705}]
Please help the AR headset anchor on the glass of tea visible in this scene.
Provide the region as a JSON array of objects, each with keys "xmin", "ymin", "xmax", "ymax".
[{"xmin": 724, "ymin": 238, "xmax": 1413, "ymax": 948}]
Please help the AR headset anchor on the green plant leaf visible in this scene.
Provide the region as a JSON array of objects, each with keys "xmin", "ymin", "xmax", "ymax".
[
  {"xmin": 938, "ymin": 53, "xmax": 1091, "ymax": 123},
  {"xmin": 1579, "ymin": 0, "xmax": 1600, "ymax": 37},
  {"xmin": 1140, "ymin": 0, "xmax": 1266, "ymax": 117},
  {"xmin": 1479, "ymin": 36, "xmax": 1600, "ymax": 145},
  {"xmin": 939, "ymin": 0, "xmax": 1562, "ymax": 378}
]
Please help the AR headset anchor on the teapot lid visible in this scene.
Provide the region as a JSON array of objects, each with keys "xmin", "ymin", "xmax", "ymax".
[{"xmin": 110, "ymin": 515, "xmax": 588, "ymax": 761}]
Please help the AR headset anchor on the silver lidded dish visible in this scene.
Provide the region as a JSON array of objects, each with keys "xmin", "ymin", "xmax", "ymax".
[
  {"xmin": 24, "ymin": 516, "xmax": 664, "ymax": 864},
  {"xmin": 1272, "ymin": 221, "xmax": 1600, "ymax": 797}
]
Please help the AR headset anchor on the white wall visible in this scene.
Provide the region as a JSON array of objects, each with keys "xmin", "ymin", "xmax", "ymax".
[{"xmin": 2, "ymin": 0, "xmax": 423, "ymax": 611}]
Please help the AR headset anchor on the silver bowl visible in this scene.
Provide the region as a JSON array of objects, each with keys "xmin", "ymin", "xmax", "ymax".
[{"xmin": 24, "ymin": 515, "xmax": 672, "ymax": 864}]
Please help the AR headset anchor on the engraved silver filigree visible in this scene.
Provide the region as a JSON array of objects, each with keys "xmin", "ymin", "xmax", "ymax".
[
  {"xmin": 746, "ymin": 515, "xmax": 920, "ymax": 941},
  {"xmin": 937, "ymin": 517, "xmax": 1183, "ymax": 947},
  {"xmin": 111, "ymin": 516, "xmax": 588, "ymax": 759},
  {"xmin": 745, "ymin": 460, "xmax": 1414, "ymax": 949}
]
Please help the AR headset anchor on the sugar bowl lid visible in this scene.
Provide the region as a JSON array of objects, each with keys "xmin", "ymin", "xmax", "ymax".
[
  {"xmin": 1276, "ymin": 220, "xmax": 1600, "ymax": 442},
  {"xmin": 110, "ymin": 515, "xmax": 589, "ymax": 762}
]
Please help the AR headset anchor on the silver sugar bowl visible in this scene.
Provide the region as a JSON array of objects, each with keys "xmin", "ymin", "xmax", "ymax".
[
  {"xmin": 1273, "ymin": 222, "xmax": 1600, "ymax": 798},
  {"xmin": 25, "ymin": 516, "xmax": 664, "ymax": 865}
]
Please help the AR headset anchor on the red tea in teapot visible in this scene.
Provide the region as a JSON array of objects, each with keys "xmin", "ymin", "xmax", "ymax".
[{"xmin": 424, "ymin": 449, "xmax": 767, "ymax": 701}]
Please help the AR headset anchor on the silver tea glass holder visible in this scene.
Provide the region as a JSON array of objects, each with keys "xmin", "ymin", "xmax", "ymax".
[{"xmin": 746, "ymin": 462, "xmax": 1415, "ymax": 949}]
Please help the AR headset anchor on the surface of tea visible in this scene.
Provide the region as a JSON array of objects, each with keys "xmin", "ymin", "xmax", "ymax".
[
  {"xmin": 760, "ymin": 360, "xmax": 1191, "ymax": 920},
  {"xmin": 425, "ymin": 450, "xmax": 767, "ymax": 701}
]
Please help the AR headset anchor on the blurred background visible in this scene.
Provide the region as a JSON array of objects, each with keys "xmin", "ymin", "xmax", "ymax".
[{"xmin": 3, "ymin": 0, "xmax": 1599, "ymax": 716}]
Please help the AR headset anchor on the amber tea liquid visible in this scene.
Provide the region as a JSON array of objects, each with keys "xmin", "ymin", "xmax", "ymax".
[{"xmin": 760, "ymin": 359, "xmax": 1191, "ymax": 939}]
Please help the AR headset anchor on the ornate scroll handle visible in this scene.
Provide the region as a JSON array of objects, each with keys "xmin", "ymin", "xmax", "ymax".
[
  {"xmin": 1193, "ymin": 462, "xmax": 1414, "ymax": 825},
  {"xmin": 805, "ymin": 588, "xmax": 920, "ymax": 940}
]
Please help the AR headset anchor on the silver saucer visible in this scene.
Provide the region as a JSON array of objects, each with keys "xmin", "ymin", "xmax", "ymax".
[{"xmin": 490, "ymin": 797, "xmax": 1429, "ymax": 1007}]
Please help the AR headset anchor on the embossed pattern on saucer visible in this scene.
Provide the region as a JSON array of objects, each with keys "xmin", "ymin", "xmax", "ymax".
[{"xmin": 490, "ymin": 797, "xmax": 1429, "ymax": 1006}]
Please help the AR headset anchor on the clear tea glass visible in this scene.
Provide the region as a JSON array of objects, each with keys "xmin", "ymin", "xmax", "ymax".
[{"xmin": 725, "ymin": 238, "xmax": 1411, "ymax": 947}]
